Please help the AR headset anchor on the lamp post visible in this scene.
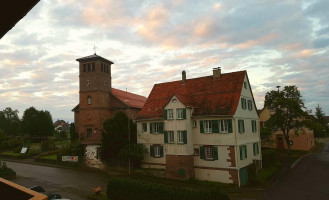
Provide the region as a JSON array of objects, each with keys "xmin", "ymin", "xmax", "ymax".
[{"xmin": 125, "ymin": 100, "xmax": 131, "ymax": 174}]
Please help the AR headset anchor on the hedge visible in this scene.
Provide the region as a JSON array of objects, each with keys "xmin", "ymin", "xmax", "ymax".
[{"xmin": 107, "ymin": 177, "xmax": 230, "ymax": 200}]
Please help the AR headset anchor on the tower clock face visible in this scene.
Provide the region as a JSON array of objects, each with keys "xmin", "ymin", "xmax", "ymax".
[
  {"xmin": 104, "ymin": 80, "xmax": 107, "ymax": 86},
  {"xmin": 87, "ymin": 80, "xmax": 91, "ymax": 86}
]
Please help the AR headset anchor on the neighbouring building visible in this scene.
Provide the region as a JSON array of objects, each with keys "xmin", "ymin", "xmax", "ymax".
[
  {"xmin": 72, "ymin": 54, "xmax": 147, "ymax": 169},
  {"xmin": 135, "ymin": 68, "xmax": 261, "ymax": 186},
  {"xmin": 54, "ymin": 119, "xmax": 70, "ymax": 132},
  {"xmin": 259, "ymin": 107, "xmax": 315, "ymax": 151}
]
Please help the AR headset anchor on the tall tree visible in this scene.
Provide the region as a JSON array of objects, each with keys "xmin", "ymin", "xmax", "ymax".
[
  {"xmin": 0, "ymin": 107, "xmax": 21, "ymax": 135},
  {"xmin": 70, "ymin": 123, "xmax": 78, "ymax": 141},
  {"xmin": 264, "ymin": 85, "xmax": 306, "ymax": 154},
  {"xmin": 315, "ymin": 104, "xmax": 325, "ymax": 124},
  {"xmin": 22, "ymin": 107, "xmax": 54, "ymax": 139}
]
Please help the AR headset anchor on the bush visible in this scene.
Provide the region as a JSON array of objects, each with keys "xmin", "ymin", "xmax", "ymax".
[
  {"xmin": 57, "ymin": 141, "xmax": 84, "ymax": 165},
  {"xmin": 107, "ymin": 177, "xmax": 230, "ymax": 200},
  {"xmin": 0, "ymin": 161, "xmax": 16, "ymax": 179},
  {"xmin": 7, "ymin": 137, "xmax": 23, "ymax": 149},
  {"xmin": 54, "ymin": 131, "xmax": 68, "ymax": 141},
  {"xmin": 41, "ymin": 140, "xmax": 56, "ymax": 152}
]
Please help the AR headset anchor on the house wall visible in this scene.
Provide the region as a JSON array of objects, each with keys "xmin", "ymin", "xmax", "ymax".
[{"xmin": 84, "ymin": 145, "xmax": 105, "ymax": 169}]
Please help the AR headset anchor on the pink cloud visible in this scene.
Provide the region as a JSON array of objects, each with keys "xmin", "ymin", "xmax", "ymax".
[{"xmin": 235, "ymin": 33, "xmax": 279, "ymax": 49}]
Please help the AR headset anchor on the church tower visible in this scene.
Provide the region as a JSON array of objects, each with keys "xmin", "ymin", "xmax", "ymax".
[{"xmin": 75, "ymin": 54, "xmax": 114, "ymax": 141}]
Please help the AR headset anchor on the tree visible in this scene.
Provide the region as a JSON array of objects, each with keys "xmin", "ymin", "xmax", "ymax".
[
  {"xmin": 0, "ymin": 107, "xmax": 21, "ymax": 135},
  {"xmin": 70, "ymin": 123, "xmax": 78, "ymax": 141},
  {"xmin": 101, "ymin": 111, "xmax": 145, "ymax": 169},
  {"xmin": 264, "ymin": 85, "xmax": 306, "ymax": 154},
  {"xmin": 22, "ymin": 107, "xmax": 54, "ymax": 140},
  {"xmin": 315, "ymin": 104, "xmax": 325, "ymax": 124}
]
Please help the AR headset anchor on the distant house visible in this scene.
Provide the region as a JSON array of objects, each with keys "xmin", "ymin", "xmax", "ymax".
[
  {"xmin": 72, "ymin": 54, "xmax": 146, "ymax": 169},
  {"xmin": 135, "ymin": 68, "xmax": 261, "ymax": 186},
  {"xmin": 259, "ymin": 107, "xmax": 315, "ymax": 151},
  {"xmin": 53, "ymin": 120, "xmax": 70, "ymax": 132}
]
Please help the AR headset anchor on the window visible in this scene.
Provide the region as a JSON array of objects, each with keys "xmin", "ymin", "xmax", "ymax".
[
  {"xmin": 87, "ymin": 128, "xmax": 92, "ymax": 137},
  {"xmin": 88, "ymin": 63, "xmax": 91, "ymax": 72},
  {"xmin": 168, "ymin": 131, "xmax": 174, "ymax": 143},
  {"xmin": 220, "ymin": 120, "xmax": 228, "ymax": 133},
  {"xmin": 177, "ymin": 131, "xmax": 184, "ymax": 144},
  {"xmin": 253, "ymin": 143, "xmax": 259, "ymax": 155},
  {"xmin": 176, "ymin": 108, "xmax": 186, "ymax": 119},
  {"xmin": 194, "ymin": 148, "xmax": 199, "ymax": 156},
  {"xmin": 87, "ymin": 96, "xmax": 92, "ymax": 105},
  {"xmin": 106, "ymin": 65, "xmax": 109, "ymax": 73},
  {"xmin": 193, "ymin": 120, "xmax": 197, "ymax": 128},
  {"xmin": 167, "ymin": 109, "xmax": 174, "ymax": 119},
  {"xmin": 244, "ymin": 81, "xmax": 247, "ymax": 89},
  {"xmin": 241, "ymin": 98, "xmax": 247, "ymax": 109},
  {"xmin": 142, "ymin": 123, "xmax": 147, "ymax": 132},
  {"xmin": 92, "ymin": 63, "xmax": 95, "ymax": 72},
  {"xmin": 200, "ymin": 146, "xmax": 218, "ymax": 160},
  {"xmin": 204, "ymin": 120, "xmax": 212, "ymax": 133},
  {"xmin": 247, "ymin": 100, "xmax": 253, "ymax": 111},
  {"xmin": 96, "ymin": 147, "xmax": 101, "ymax": 159},
  {"xmin": 94, "ymin": 128, "xmax": 98, "ymax": 134},
  {"xmin": 238, "ymin": 119, "xmax": 245, "ymax": 133},
  {"xmin": 150, "ymin": 122, "xmax": 163, "ymax": 134},
  {"xmin": 150, "ymin": 145, "xmax": 163, "ymax": 158},
  {"xmin": 252, "ymin": 120, "xmax": 257, "ymax": 133},
  {"xmin": 240, "ymin": 145, "xmax": 247, "ymax": 160},
  {"xmin": 83, "ymin": 64, "xmax": 86, "ymax": 72}
]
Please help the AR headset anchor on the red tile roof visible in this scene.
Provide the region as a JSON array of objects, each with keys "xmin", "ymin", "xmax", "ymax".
[
  {"xmin": 136, "ymin": 71, "xmax": 247, "ymax": 120},
  {"xmin": 112, "ymin": 88, "xmax": 147, "ymax": 109}
]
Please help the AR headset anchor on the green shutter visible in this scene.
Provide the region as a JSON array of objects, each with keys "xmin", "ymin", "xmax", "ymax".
[
  {"xmin": 213, "ymin": 146, "xmax": 218, "ymax": 160},
  {"xmin": 183, "ymin": 131, "xmax": 187, "ymax": 144},
  {"xmin": 160, "ymin": 146, "xmax": 164, "ymax": 157},
  {"xmin": 164, "ymin": 110, "xmax": 167, "ymax": 120},
  {"xmin": 253, "ymin": 143, "xmax": 256, "ymax": 155},
  {"xmin": 228, "ymin": 119, "xmax": 233, "ymax": 133},
  {"xmin": 245, "ymin": 145, "xmax": 247, "ymax": 158},
  {"xmin": 212, "ymin": 120, "xmax": 219, "ymax": 133},
  {"xmin": 200, "ymin": 146, "xmax": 205, "ymax": 159},
  {"xmin": 150, "ymin": 123, "xmax": 154, "ymax": 134},
  {"xmin": 238, "ymin": 120, "xmax": 241, "ymax": 133},
  {"xmin": 150, "ymin": 145, "xmax": 154, "ymax": 157},
  {"xmin": 242, "ymin": 120, "xmax": 245, "ymax": 133},
  {"xmin": 254, "ymin": 121, "xmax": 257, "ymax": 132},
  {"xmin": 183, "ymin": 108, "xmax": 186, "ymax": 119},
  {"xmin": 159, "ymin": 122, "xmax": 164, "ymax": 134},
  {"xmin": 200, "ymin": 121, "xmax": 204, "ymax": 133},
  {"xmin": 164, "ymin": 131, "xmax": 168, "ymax": 144}
]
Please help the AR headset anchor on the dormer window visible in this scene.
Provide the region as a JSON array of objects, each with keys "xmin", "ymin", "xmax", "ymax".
[{"xmin": 87, "ymin": 96, "xmax": 92, "ymax": 105}]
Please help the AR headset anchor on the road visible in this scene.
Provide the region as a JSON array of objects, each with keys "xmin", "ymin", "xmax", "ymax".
[
  {"xmin": 5, "ymin": 161, "xmax": 111, "ymax": 200},
  {"xmin": 261, "ymin": 142, "xmax": 329, "ymax": 200}
]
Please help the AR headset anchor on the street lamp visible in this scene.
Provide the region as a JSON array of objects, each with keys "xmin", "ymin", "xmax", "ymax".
[{"xmin": 125, "ymin": 99, "xmax": 131, "ymax": 175}]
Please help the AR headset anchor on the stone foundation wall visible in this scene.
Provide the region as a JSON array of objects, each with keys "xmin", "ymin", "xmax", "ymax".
[
  {"xmin": 84, "ymin": 145, "xmax": 105, "ymax": 169},
  {"xmin": 165, "ymin": 155, "xmax": 194, "ymax": 179}
]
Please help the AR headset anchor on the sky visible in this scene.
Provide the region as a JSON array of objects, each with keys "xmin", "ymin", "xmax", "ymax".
[{"xmin": 0, "ymin": 0, "xmax": 328, "ymax": 123}]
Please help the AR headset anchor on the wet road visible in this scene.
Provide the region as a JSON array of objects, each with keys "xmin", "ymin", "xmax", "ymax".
[
  {"xmin": 261, "ymin": 142, "xmax": 329, "ymax": 200},
  {"xmin": 5, "ymin": 161, "xmax": 111, "ymax": 200}
]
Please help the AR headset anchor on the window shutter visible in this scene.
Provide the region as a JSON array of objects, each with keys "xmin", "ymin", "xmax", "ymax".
[
  {"xmin": 183, "ymin": 131, "xmax": 187, "ymax": 144},
  {"xmin": 200, "ymin": 146, "xmax": 205, "ymax": 159},
  {"xmin": 254, "ymin": 121, "xmax": 257, "ymax": 132},
  {"xmin": 242, "ymin": 120, "xmax": 245, "ymax": 133},
  {"xmin": 150, "ymin": 145, "xmax": 154, "ymax": 157},
  {"xmin": 228, "ymin": 119, "xmax": 233, "ymax": 133},
  {"xmin": 213, "ymin": 146, "xmax": 218, "ymax": 160},
  {"xmin": 183, "ymin": 108, "xmax": 186, "ymax": 119},
  {"xmin": 164, "ymin": 110, "xmax": 167, "ymax": 120},
  {"xmin": 238, "ymin": 120, "xmax": 241, "ymax": 133},
  {"xmin": 253, "ymin": 143, "xmax": 256, "ymax": 155},
  {"xmin": 164, "ymin": 131, "xmax": 168, "ymax": 144},
  {"xmin": 200, "ymin": 121, "xmax": 204, "ymax": 133},
  {"xmin": 159, "ymin": 122, "xmax": 164, "ymax": 134},
  {"xmin": 245, "ymin": 146, "xmax": 247, "ymax": 159},
  {"xmin": 160, "ymin": 146, "xmax": 164, "ymax": 157},
  {"xmin": 150, "ymin": 123, "xmax": 153, "ymax": 134},
  {"xmin": 212, "ymin": 120, "xmax": 219, "ymax": 133}
]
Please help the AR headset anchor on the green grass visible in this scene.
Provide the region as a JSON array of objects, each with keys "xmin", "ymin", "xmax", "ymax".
[
  {"xmin": 39, "ymin": 154, "xmax": 57, "ymax": 160},
  {"xmin": 0, "ymin": 151, "xmax": 22, "ymax": 156}
]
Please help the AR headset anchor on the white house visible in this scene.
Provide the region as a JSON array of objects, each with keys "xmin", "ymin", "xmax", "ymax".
[{"xmin": 135, "ymin": 68, "xmax": 261, "ymax": 186}]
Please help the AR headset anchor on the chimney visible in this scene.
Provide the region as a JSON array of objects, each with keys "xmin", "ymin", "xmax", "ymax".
[
  {"xmin": 182, "ymin": 70, "xmax": 186, "ymax": 82},
  {"xmin": 213, "ymin": 67, "xmax": 221, "ymax": 78}
]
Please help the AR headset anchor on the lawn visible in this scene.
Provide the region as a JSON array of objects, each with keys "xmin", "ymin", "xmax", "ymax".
[{"xmin": 39, "ymin": 154, "xmax": 57, "ymax": 160}]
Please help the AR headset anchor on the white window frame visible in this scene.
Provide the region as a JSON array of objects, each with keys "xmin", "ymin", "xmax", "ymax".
[
  {"xmin": 177, "ymin": 108, "xmax": 183, "ymax": 119},
  {"xmin": 219, "ymin": 120, "xmax": 228, "ymax": 133},
  {"xmin": 248, "ymin": 100, "xmax": 253, "ymax": 111},
  {"xmin": 177, "ymin": 131, "xmax": 184, "ymax": 144},
  {"xmin": 240, "ymin": 145, "xmax": 247, "ymax": 160},
  {"xmin": 205, "ymin": 146, "xmax": 214, "ymax": 160},
  {"xmin": 204, "ymin": 120, "xmax": 212, "ymax": 133},
  {"xmin": 87, "ymin": 96, "xmax": 92, "ymax": 105},
  {"xmin": 168, "ymin": 131, "xmax": 174, "ymax": 143},
  {"xmin": 167, "ymin": 109, "xmax": 174, "ymax": 119},
  {"xmin": 142, "ymin": 123, "xmax": 147, "ymax": 133},
  {"xmin": 253, "ymin": 142, "xmax": 259, "ymax": 155},
  {"xmin": 154, "ymin": 146, "xmax": 160, "ymax": 157},
  {"xmin": 151, "ymin": 123, "xmax": 159, "ymax": 133},
  {"xmin": 193, "ymin": 120, "xmax": 197, "ymax": 128}
]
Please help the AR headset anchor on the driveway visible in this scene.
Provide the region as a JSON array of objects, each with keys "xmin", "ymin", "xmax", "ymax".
[
  {"xmin": 260, "ymin": 142, "xmax": 329, "ymax": 200},
  {"xmin": 5, "ymin": 161, "xmax": 111, "ymax": 200}
]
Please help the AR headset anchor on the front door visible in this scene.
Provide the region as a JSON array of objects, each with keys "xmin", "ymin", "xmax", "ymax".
[
  {"xmin": 240, "ymin": 167, "xmax": 248, "ymax": 186},
  {"xmin": 276, "ymin": 135, "xmax": 284, "ymax": 149}
]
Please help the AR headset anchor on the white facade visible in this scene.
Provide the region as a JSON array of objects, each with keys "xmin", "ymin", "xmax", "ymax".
[{"xmin": 84, "ymin": 145, "xmax": 105, "ymax": 169}]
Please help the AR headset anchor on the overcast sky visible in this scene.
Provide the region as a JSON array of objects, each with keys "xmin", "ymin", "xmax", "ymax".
[{"xmin": 0, "ymin": 0, "xmax": 328, "ymax": 122}]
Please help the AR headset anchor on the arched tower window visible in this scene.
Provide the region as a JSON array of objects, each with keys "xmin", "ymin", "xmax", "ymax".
[{"xmin": 87, "ymin": 96, "xmax": 92, "ymax": 105}]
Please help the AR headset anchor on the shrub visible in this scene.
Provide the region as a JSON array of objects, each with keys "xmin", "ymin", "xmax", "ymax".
[
  {"xmin": 57, "ymin": 141, "xmax": 84, "ymax": 165},
  {"xmin": 7, "ymin": 137, "xmax": 23, "ymax": 149},
  {"xmin": 107, "ymin": 177, "xmax": 230, "ymax": 200},
  {"xmin": 0, "ymin": 161, "xmax": 16, "ymax": 179},
  {"xmin": 41, "ymin": 140, "xmax": 56, "ymax": 152}
]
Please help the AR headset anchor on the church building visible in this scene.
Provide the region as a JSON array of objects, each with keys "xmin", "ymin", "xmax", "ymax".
[{"xmin": 72, "ymin": 54, "xmax": 147, "ymax": 169}]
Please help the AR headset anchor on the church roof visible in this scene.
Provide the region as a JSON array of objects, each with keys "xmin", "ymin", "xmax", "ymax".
[
  {"xmin": 76, "ymin": 54, "xmax": 114, "ymax": 64},
  {"xmin": 112, "ymin": 88, "xmax": 147, "ymax": 109},
  {"xmin": 136, "ymin": 71, "xmax": 247, "ymax": 120}
]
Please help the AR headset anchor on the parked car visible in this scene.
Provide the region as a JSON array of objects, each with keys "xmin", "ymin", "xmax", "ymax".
[{"xmin": 29, "ymin": 185, "xmax": 70, "ymax": 200}]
